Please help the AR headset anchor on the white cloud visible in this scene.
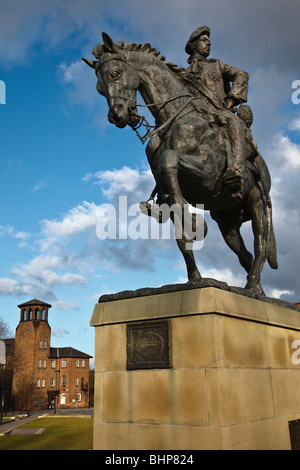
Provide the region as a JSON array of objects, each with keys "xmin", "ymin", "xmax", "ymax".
[
  {"xmin": 0, "ymin": 254, "xmax": 86, "ymax": 301},
  {"xmin": 52, "ymin": 301, "xmax": 80, "ymax": 311},
  {"xmin": 51, "ymin": 328, "xmax": 70, "ymax": 337},
  {"xmin": 0, "ymin": 166, "xmax": 162, "ymax": 299},
  {"xmin": 270, "ymin": 133, "xmax": 300, "ymax": 169},
  {"xmin": 59, "ymin": 60, "xmax": 100, "ymax": 108},
  {"xmin": 12, "ymin": 255, "xmax": 86, "ymax": 287},
  {"xmin": 0, "ymin": 225, "xmax": 30, "ymax": 242},
  {"xmin": 31, "ymin": 181, "xmax": 48, "ymax": 192},
  {"xmin": 257, "ymin": 127, "xmax": 300, "ymax": 299},
  {"xmin": 201, "ymin": 267, "xmax": 244, "ymax": 287},
  {"xmin": 60, "ymin": 61, "xmax": 82, "ymax": 84},
  {"xmin": 289, "ymin": 118, "xmax": 300, "ymax": 132},
  {"xmin": 39, "ymin": 201, "xmax": 106, "ymax": 250},
  {"xmin": 174, "ymin": 263, "xmax": 246, "ymax": 289},
  {"xmin": 0, "ymin": 278, "xmax": 33, "ymax": 296},
  {"xmin": 83, "ymin": 167, "xmax": 154, "ymax": 200},
  {"xmin": 0, "ymin": 0, "xmax": 113, "ymax": 64},
  {"xmin": 271, "ymin": 289, "xmax": 294, "ymax": 299}
]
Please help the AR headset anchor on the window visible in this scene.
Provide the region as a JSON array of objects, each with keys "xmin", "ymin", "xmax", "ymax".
[
  {"xmin": 51, "ymin": 360, "xmax": 56, "ymax": 369},
  {"xmin": 37, "ymin": 379, "xmax": 40, "ymax": 388},
  {"xmin": 61, "ymin": 375, "xmax": 66, "ymax": 387},
  {"xmin": 62, "ymin": 360, "xmax": 67, "ymax": 368},
  {"xmin": 76, "ymin": 360, "xmax": 79, "ymax": 368},
  {"xmin": 39, "ymin": 340, "xmax": 42, "ymax": 349},
  {"xmin": 81, "ymin": 360, "xmax": 85, "ymax": 368},
  {"xmin": 75, "ymin": 377, "xmax": 79, "ymax": 386},
  {"xmin": 50, "ymin": 378, "xmax": 55, "ymax": 388},
  {"xmin": 38, "ymin": 359, "xmax": 41, "ymax": 369},
  {"xmin": 44, "ymin": 341, "xmax": 47, "ymax": 349},
  {"xmin": 77, "ymin": 393, "xmax": 82, "ymax": 402},
  {"xmin": 43, "ymin": 359, "xmax": 46, "ymax": 369},
  {"xmin": 41, "ymin": 379, "xmax": 45, "ymax": 388}
]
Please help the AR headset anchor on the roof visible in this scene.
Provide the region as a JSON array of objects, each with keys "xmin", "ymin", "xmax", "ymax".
[
  {"xmin": 17, "ymin": 298, "xmax": 52, "ymax": 308},
  {"xmin": 49, "ymin": 347, "xmax": 92, "ymax": 359}
]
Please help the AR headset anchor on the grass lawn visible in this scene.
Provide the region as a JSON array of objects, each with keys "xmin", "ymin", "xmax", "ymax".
[{"xmin": 0, "ymin": 417, "xmax": 93, "ymax": 450}]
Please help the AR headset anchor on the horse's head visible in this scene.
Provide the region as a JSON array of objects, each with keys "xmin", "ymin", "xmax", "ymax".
[{"xmin": 83, "ymin": 33, "xmax": 141, "ymax": 129}]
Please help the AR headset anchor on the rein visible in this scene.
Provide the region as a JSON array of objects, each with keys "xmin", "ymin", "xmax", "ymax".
[
  {"xmin": 96, "ymin": 55, "xmax": 196, "ymax": 144},
  {"xmin": 130, "ymin": 94, "xmax": 197, "ymax": 144}
]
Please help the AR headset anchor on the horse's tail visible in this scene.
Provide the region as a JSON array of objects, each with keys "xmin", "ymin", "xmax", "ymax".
[
  {"xmin": 266, "ymin": 202, "xmax": 278, "ymax": 270},
  {"xmin": 254, "ymin": 154, "xmax": 278, "ymax": 270}
]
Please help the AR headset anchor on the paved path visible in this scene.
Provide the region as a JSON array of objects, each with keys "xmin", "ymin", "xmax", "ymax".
[
  {"xmin": 0, "ymin": 408, "xmax": 93, "ymax": 435},
  {"xmin": 0, "ymin": 412, "xmax": 48, "ymax": 435}
]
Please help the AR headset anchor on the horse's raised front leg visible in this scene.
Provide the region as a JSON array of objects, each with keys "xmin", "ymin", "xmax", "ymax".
[
  {"xmin": 244, "ymin": 184, "xmax": 268, "ymax": 296},
  {"xmin": 159, "ymin": 149, "xmax": 201, "ymax": 282}
]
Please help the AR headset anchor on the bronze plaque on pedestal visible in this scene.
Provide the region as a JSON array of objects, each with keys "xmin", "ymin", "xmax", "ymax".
[{"xmin": 127, "ymin": 320, "xmax": 170, "ymax": 370}]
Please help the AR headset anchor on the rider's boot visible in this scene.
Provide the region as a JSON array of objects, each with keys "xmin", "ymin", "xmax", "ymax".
[{"xmin": 139, "ymin": 201, "xmax": 169, "ymax": 223}]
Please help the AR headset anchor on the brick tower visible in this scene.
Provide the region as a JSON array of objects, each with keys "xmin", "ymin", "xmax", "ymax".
[{"xmin": 11, "ymin": 299, "xmax": 52, "ymax": 410}]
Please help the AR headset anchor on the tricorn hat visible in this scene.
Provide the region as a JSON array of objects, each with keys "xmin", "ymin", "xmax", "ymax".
[{"xmin": 185, "ymin": 26, "xmax": 210, "ymax": 55}]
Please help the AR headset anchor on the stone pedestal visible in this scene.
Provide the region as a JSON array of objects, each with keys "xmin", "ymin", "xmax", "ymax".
[{"xmin": 90, "ymin": 283, "xmax": 300, "ymax": 450}]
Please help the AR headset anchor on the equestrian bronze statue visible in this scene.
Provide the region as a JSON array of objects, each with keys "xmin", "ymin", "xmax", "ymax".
[{"xmin": 83, "ymin": 29, "xmax": 278, "ymax": 296}]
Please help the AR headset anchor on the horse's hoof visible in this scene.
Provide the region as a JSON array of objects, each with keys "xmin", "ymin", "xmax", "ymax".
[
  {"xmin": 188, "ymin": 272, "xmax": 202, "ymax": 282},
  {"xmin": 244, "ymin": 281, "xmax": 265, "ymax": 297}
]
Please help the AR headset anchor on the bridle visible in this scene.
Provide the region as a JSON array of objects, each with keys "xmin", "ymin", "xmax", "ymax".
[{"xmin": 96, "ymin": 54, "xmax": 197, "ymax": 144}]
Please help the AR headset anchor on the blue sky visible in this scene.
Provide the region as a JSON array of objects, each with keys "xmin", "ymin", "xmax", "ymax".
[{"xmin": 1, "ymin": 0, "xmax": 300, "ymax": 362}]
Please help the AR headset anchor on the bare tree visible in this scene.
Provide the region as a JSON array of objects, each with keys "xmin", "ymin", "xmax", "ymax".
[{"xmin": 0, "ymin": 316, "xmax": 12, "ymax": 339}]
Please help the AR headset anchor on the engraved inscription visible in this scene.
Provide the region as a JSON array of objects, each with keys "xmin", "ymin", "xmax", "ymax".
[{"xmin": 135, "ymin": 332, "xmax": 163, "ymax": 359}]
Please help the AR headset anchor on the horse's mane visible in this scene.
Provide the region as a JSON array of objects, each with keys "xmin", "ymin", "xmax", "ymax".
[{"xmin": 92, "ymin": 40, "xmax": 187, "ymax": 79}]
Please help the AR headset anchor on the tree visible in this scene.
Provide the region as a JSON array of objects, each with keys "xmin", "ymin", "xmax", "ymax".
[
  {"xmin": 0, "ymin": 316, "xmax": 13, "ymax": 413},
  {"xmin": 0, "ymin": 316, "xmax": 12, "ymax": 340}
]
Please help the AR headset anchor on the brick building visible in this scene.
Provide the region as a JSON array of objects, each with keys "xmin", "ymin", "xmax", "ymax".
[{"xmin": 3, "ymin": 298, "xmax": 92, "ymax": 411}]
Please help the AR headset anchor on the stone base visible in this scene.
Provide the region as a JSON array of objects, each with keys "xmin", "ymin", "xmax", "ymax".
[{"xmin": 90, "ymin": 282, "xmax": 300, "ymax": 450}]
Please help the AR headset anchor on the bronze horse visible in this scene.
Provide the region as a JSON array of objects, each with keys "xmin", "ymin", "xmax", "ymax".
[{"xmin": 83, "ymin": 33, "xmax": 278, "ymax": 295}]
